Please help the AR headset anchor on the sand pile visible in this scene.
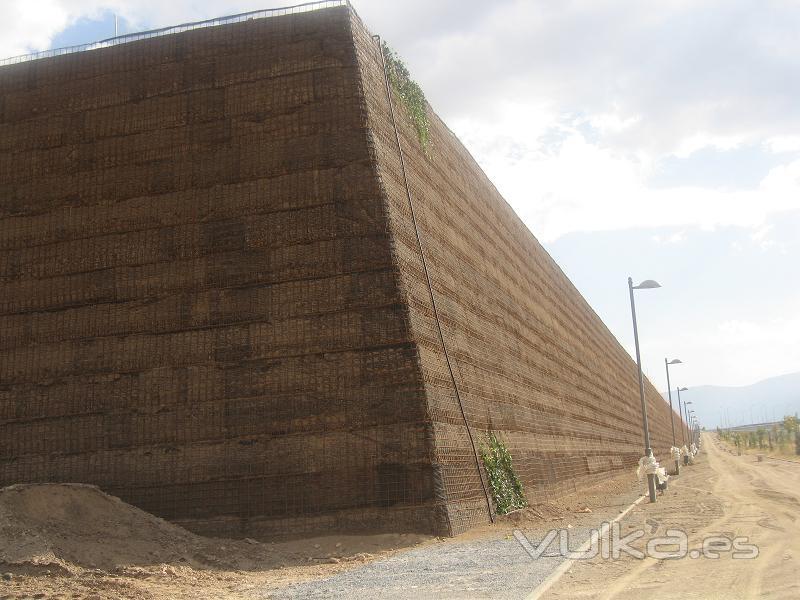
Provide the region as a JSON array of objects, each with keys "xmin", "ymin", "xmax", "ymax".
[
  {"xmin": 0, "ymin": 483, "xmax": 428, "ymax": 584},
  {"xmin": 0, "ymin": 483, "xmax": 273, "ymax": 574}
]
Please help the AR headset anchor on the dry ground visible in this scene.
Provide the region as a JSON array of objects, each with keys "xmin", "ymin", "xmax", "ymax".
[
  {"xmin": 543, "ymin": 433, "xmax": 800, "ymax": 600},
  {"xmin": 0, "ymin": 469, "xmax": 644, "ymax": 599},
  {"xmin": 6, "ymin": 434, "xmax": 793, "ymax": 599},
  {"xmin": 0, "ymin": 483, "xmax": 429, "ymax": 600}
]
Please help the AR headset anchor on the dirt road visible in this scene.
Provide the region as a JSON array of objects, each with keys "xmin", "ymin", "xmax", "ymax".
[
  {"xmin": 543, "ymin": 434, "xmax": 800, "ymax": 599},
  {"xmin": 5, "ymin": 435, "xmax": 797, "ymax": 599}
]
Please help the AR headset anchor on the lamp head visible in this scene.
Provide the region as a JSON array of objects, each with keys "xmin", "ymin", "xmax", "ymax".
[
  {"xmin": 633, "ymin": 279, "xmax": 661, "ymax": 290},
  {"xmin": 668, "ymin": 359, "xmax": 683, "ymax": 365},
  {"xmin": 679, "ymin": 387, "xmax": 689, "ymax": 392}
]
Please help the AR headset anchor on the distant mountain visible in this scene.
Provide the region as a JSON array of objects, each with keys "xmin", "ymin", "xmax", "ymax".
[{"xmin": 664, "ymin": 372, "xmax": 800, "ymax": 430}]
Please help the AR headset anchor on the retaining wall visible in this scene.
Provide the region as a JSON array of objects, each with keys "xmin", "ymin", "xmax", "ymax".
[{"xmin": 0, "ymin": 4, "xmax": 686, "ymax": 537}]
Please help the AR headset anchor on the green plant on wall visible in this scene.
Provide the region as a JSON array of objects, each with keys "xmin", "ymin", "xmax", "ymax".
[
  {"xmin": 480, "ymin": 432, "xmax": 527, "ymax": 514},
  {"xmin": 382, "ymin": 42, "xmax": 431, "ymax": 152}
]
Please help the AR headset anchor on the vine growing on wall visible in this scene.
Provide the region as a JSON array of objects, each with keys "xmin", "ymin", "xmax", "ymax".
[
  {"xmin": 480, "ymin": 432, "xmax": 527, "ymax": 514},
  {"xmin": 382, "ymin": 41, "xmax": 431, "ymax": 153}
]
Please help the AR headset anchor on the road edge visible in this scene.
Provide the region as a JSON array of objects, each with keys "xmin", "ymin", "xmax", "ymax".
[{"xmin": 524, "ymin": 494, "xmax": 648, "ymax": 600}]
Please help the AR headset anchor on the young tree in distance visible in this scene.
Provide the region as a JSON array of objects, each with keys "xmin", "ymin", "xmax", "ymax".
[
  {"xmin": 756, "ymin": 427, "xmax": 766, "ymax": 449},
  {"xmin": 784, "ymin": 415, "xmax": 799, "ymax": 434}
]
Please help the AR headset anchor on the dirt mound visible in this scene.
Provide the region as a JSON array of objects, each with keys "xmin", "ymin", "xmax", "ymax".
[{"xmin": 0, "ymin": 483, "xmax": 267, "ymax": 574}]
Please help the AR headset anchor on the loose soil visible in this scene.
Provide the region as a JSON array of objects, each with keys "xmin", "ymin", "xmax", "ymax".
[
  {"xmin": 0, "ymin": 468, "xmax": 646, "ymax": 598},
  {"xmin": 0, "ymin": 483, "xmax": 427, "ymax": 599},
  {"xmin": 543, "ymin": 433, "xmax": 800, "ymax": 599}
]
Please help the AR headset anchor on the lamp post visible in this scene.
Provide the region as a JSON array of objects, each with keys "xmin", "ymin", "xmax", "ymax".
[
  {"xmin": 628, "ymin": 277, "xmax": 661, "ymax": 503},
  {"xmin": 678, "ymin": 388, "xmax": 689, "ymax": 463},
  {"xmin": 665, "ymin": 358, "xmax": 682, "ymax": 475},
  {"xmin": 684, "ymin": 399, "xmax": 693, "ymax": 446},
  {"xmin": 676, "ymin": 387, "xmax": 687, "ymax": 447}
]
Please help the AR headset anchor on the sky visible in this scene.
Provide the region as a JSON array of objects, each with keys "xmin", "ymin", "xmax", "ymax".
[{"xmin": 2, "ymin": 0, "xmax": 798, "ymax": 396}]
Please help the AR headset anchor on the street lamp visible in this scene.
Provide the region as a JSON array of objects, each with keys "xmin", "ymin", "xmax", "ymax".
[
  {"xmin": 684, "ymin": 398, "xmax": 693, "ymax": 444},
  {"xmin": 675, "ymin": 388, "xmax": 689, "ymax": 446},
  {"xmin": 628, "ymin": 277, "xmax": 662, "ymax": 503},
  {"xmin": 678, "ymin": 388, "xmax": 689, "ymax": 463},
  {"xmin": 665, "ymin": 358, "xmax": 683, "ymax": 474}
]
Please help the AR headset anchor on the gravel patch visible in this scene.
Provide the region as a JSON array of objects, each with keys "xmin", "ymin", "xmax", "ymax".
[{"xmin": 265, "ymin": 488, "xmax": 644, "ymax": 599}]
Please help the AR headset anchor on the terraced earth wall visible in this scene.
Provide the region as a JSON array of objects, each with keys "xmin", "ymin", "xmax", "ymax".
[{"xmin": 0, "ymin": 3, "xmax": 686, "ymax": 537}]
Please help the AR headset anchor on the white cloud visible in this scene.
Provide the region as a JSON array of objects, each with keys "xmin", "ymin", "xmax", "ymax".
[
  {"xmin": 454, "ymin": 102, "xmax": 800, "ymax": 241},
  {"xmin": 0, "ymin": 0, "xmax": 70, "ymax": 58},
  {"xmin": 749, "ymin": 224, "xmax": 775, "ymax": 249},
  {"xmin": 764, "ymin": 135, "xmax": 800, "ymax": 154},
  {"xmin": 666, "ymin": 230, "xmax": 686, "ymax": 244},
  {"xmin": 693, "ymin": 313, "xmax": 800, "ymax": 385},
  {"xmin": 672, "ymin": 133, "xmax": 747, "ymax": 160},
  {"xmin": 585, "ymin": 112, "xmax": 642, "ymax": 136},
  {"xmin": 638, "ymin": 290, "xmax": 800, "ymax": 389},
  {"xmin": 0, "ymin": 0, "xmax": 283, "ymax": 59}
]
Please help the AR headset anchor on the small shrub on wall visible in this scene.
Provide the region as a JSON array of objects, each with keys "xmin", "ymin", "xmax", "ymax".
[
  {"xmin": 381, "ymin": 41, "xmax": 431, "ymax": 152},
  {"xmin": 480, "ymin": 432, "xmax": 527, "ymax": 514}
]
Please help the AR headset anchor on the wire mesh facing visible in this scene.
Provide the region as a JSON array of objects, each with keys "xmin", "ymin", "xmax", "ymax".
[
  {"xmin": 0, "ymin": 0, "xmax": 350, "ymax": 66},
  {"xmin": 0, "ymin": 2, "xmax": 447, "ymax": 539},
  {"xmin": 0, "ymin": 1, "xmax": 686, "ymax": 539}
]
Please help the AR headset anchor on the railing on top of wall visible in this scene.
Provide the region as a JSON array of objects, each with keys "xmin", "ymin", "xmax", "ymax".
[{"xmin": 0, "ymin": 0, "xmax": 350, "ymax": 67}]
